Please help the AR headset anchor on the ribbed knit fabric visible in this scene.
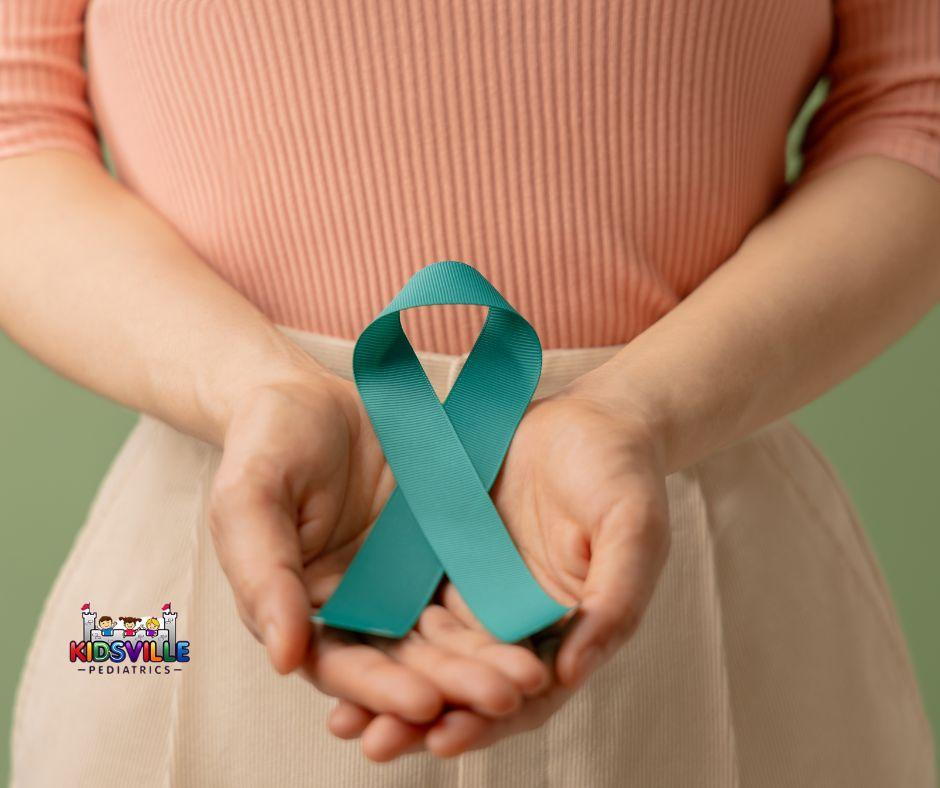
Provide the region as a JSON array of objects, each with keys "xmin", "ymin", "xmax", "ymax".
[{"xmin": 1, "ymin": 1, "xmax": 940, "ymax": 354}]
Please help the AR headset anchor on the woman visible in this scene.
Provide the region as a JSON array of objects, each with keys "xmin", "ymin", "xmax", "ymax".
[{"xmin": 2, "ymin": 1, "xmax": 938, "ymax": 785}]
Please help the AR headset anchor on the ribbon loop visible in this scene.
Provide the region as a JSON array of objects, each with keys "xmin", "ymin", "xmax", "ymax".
[{"xmin": 314, "ymin": 260, "xmax": 570, "ymax": 643}]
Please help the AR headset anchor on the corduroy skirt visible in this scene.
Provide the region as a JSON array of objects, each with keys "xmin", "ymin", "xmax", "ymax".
[{"xmin": 10, "ymin": 325, "xmax": 936, "ymax": 787}]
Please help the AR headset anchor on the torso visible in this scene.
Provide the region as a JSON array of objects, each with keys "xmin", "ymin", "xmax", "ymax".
[{"xmin": 85, "ymin": 0, "xmax": 831, "ymax": 353}]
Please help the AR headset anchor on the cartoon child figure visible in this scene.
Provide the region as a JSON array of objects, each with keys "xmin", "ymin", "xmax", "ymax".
[
  {"xmin": 145, "ymin": 617, "xmax": 160, "ymax": 637},
  {"xmin": 121, "ymin": 616, "xmax": 142, "ymax": 636},
  {"xmin": 98, "ymin": 616, "xmax": 114, "ymax": 637}
]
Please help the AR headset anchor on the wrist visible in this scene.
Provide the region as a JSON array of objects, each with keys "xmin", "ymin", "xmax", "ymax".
[
  {"xmin": 561, "ymin": 360, "xmax": 673, "ymax": 471},
  {"xmin": 195, "ymin": 329, "xmax": 337, "ymax": 447}
]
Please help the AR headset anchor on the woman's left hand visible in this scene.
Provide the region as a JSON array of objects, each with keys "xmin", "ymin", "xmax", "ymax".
[{"xmin": 325, "ymin": 384, "xmax": 673, "ymax": 760}]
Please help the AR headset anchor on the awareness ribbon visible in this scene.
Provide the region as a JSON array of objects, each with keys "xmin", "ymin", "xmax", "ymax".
[{"xmin": 313, "ymin": 260, "xmax": 571, "ymax": 643}]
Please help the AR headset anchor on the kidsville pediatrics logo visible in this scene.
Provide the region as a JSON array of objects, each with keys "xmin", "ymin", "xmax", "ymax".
[{"xmin": 70, "ymin": 601, "xmax": 191, "ymax": 675}]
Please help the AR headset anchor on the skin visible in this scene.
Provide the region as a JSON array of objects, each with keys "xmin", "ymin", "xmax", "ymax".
[
  {"xmin": 2, "ymin": 151, "xmax": 939, "ymax": 762},
  {"xmin": 0, "ymin": 150, "xmax": 550, "ymax": 730},
  {"xmin": 325, "ymin": 155, "xmax": 940, "ymax": 759},
  {"xmin": 210, "ymin": 372, "xmax": 551, "ymax": 723}
]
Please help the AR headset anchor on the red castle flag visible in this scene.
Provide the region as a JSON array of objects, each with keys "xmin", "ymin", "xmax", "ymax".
[
  {"xmin": 81, "ymin": 602, "xmax": 90, "ymax": 611},
  {"xmin": 162, "ymin": 603, "xmax": 171, "ymax": 611}
]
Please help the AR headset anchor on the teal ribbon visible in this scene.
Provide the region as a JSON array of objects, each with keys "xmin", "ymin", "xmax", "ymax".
[{"xmin": 313, "ymin": 260, "xmax": 571, "ymax": 643}]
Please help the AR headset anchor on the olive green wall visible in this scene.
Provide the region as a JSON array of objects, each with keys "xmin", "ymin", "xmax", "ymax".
[{"xmin": 2, "ymin": 83, "xmax": 937, "ymax": 779}]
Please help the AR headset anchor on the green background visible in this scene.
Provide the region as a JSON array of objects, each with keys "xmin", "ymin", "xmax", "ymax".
[{"xmin": 1, "ymin": 84, "xmax": 937, "ymax": 779}]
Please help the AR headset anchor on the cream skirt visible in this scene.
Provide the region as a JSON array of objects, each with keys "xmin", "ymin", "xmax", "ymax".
[{"xmin": 10, "ymin": 326, "xmax": 935, "ymax": 787}]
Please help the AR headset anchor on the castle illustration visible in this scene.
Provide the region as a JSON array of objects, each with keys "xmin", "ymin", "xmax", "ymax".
[{"xmin": 80, "ymin": 602, "xmax": 178, "ymax": 653}]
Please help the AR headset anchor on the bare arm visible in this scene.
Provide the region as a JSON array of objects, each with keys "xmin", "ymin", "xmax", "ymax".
[
  {"xmin": 0, "ymin": 150, "xmax": 320, "ymax": 446},
  {"xmin": 0, "ymin": 149, "xmax": 556, "ymax": 734},
  {"xmin": 572, "ymin": 155, "xmax": 940, "ymax": 473},
  {"xmin": 358, "ymin": 154, "xmax": 940, "ymax": 761}
]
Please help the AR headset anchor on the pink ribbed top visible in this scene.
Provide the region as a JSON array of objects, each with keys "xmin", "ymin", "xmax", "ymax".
[{"xmin": 2, "ymin": 1, "xmax": 939, "ymax": 354}]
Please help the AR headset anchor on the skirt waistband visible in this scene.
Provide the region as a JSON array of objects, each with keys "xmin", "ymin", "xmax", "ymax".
[
  {"xmin": 275, "ymin": 323, "xmax": 625, "ymax": 401},
  {"xmin": 275, "ymin": 323, "xmax": 796, "ymax": 451}
]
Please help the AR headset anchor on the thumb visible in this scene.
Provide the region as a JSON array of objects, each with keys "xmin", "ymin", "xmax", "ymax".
[
  {"xmin": 555, "ymin": 488, "xmax": 670, "ymax": 687},
  {"xmin": 208, "ymin": 476, "xmax": 312, "ymax": 674}
]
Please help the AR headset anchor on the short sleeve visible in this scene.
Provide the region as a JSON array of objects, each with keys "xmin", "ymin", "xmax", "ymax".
[
  {"xmin": 799, "ymin": 0, "xmax": 940, "ymax": 184},
  {"xmin": 0, "ymin": 0, "xmax": 101, "ymax": 162}
]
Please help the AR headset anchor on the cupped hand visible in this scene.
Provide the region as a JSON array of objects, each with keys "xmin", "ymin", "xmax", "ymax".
[
  {"xmin": 325, "ymin": 386, "xmax": 672, "ymax": 759},
  {"xmin": 492, "ymin": 388, "xmax": 671, "ymax": 686},
  {"xmin": 208, "ymin": 369, "xmax": 549, "ymax": 729}
]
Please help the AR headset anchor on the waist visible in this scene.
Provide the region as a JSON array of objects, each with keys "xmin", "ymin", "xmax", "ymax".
[
  {"xmin": 275, "ymin": 323, "xmax": 794, "ymax": 457},
  {"xmin": 275, "ymin": 323, "xmax": 625, "ymax": 401}
]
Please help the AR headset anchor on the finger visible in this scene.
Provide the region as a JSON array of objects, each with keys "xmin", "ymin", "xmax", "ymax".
[
  {"xmin": 438, "ymin": 582, "xmax": 477, "ymax": 627},
  {"xmin": 327, "ymin": 699, "xmax": 373, "ymax": 739},
  {"xmin": 208, "ymin": 473, "xmax": 311, "ymax": 674},
  {"xmin": 301, "ymin": 531, "xmax": 368, "ymax": 607},
  {"xmin": 376, "ymin": 630, "xmax": 524, "ymax": 718},
  {"xmin": 361, "ymin": 714, "xmax": 429, "ymax": 762},
  {"xmin": 425, "ymin": 710, "xmax": 492, "ymax": 759},
  {"xmin": 417, "ymin": 605, "xmax": 551, "ymax": 696},
  {"xmin": 556, "ymin": 493, "xmax": 670, "ymax": 687},
  {"xmin": 303, "ymin": 631, "xmax": 444, "ymax": 724},
  {"xmin": 439, "ymin": 580, "xmax": 578, "ymax": 638},
  {"xmin": 426, "ymin": 709, "xmax": 523, "ymax": 758},
  {"xmin": 426, "ymin": 683, "xmax": 577, "ymax": 758}
]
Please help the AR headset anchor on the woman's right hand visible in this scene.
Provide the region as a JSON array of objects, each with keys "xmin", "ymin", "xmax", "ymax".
[{"xmin": 208, "ymin": 368, "xmax": 550, "ymax": 741}]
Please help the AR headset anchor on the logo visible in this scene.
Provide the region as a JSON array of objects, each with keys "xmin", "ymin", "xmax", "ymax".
[{"xmin": 70, "ymin": 602, "xmax": 191, "ymax": 675}]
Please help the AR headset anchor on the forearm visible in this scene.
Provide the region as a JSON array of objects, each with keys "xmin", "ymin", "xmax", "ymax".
[
  {"xmin": 0, "ymin": 150, "xmax": 324, "ymax": 446},
  {"xmin": 573, "ymin": 155, "xmax": 940, "ymax": 474}
]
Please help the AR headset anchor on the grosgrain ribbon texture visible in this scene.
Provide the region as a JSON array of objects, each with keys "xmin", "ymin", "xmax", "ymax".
[{"xmin": 313, "ymin": 260, "xmax": 571, "ymax": 643}]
